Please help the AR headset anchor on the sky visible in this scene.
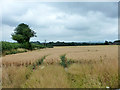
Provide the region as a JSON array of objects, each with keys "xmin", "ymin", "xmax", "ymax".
[{"xmin": 0, "ymin": 0, "xmax": 118, "ymax": 42}]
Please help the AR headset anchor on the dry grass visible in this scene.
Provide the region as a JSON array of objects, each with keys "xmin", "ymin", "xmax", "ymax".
[
  {"xmin": 0, "ymin": 57, "xmax": 2, "ymax": 89},
  {"xmin": 67, "ymin": 62, "xmax": 118, "ymax": 88},
  {"xmin": 22, "ymin": 65, "xmax": 70, "ymax": 88},
  {"xmin": 2, "ymin": 66, "xmax": 31, "ymax": 88},
  {"xmin": 2, "ymin": 49, "xmax": 48, "ymax": 67},
  {"xmin": 0, "ymin": 67, "xmax": 2, "ymax": 89},
  {"xmin": 2, "ymin": 45, "xmax": 118, "ymax": 66},
  {"xmin": 2, "ymin": 45, "xmax": 118, "ymax": 88}
]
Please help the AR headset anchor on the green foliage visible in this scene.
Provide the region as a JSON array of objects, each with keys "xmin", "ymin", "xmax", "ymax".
[
  {"xmin": 1, "ymin": 41, "xmax": 26, "ymax": 55},
  {"xmin": 36, "ymin": 56, "xmax": 46, "ymax": 66},
  {"xmin": 12, "ymin": 34, "xmax": 25, "ymax": 44},
  {"xmin": 11, "ymin": 23, "xmax": 36, "ymax": 50},
  {"xmin": 1, "ymin": 41, "xmax": 45, "ymax": 55},
  {"xmin": 60, "ymin": 54, "xmax": 67, "ymax": 68},
  {"xmin": 60, "ymin": 54, "xmax": 76, "ymax": 68},
  {"xmin": 31, "ymin": 43, "xmax": 45, "ymax": 49},
  {"xmin": 12, "ymin": 23, "xmax": 36, "ymax": 44},
  {"xmin": 1, "ymin": 41, "xmax": 21, "ymax": 51},
  {"xmin": 20, "ymin": 43, "xmax": 46, "ymax": 50},
  {"xmin": 105, "ymin": 41, "xmax": 109, "ymax": 45},
  {"xmin": 60, "ymin": 54, "xmax": 70, "ymax": 68},
  {"xmin": 20, "ymin": 42, "xmax": 32, "ymax": 50},
  {"xmin": 46, "ymin": 44, "xmax": 53, "ymax": 48},
  {"xmin": 5, "ymin": 49, "xmax": 27, "ymax": 55},
  {"xmin": 32, "ymin": 56, "xmax": 46, "ymax": 70}
]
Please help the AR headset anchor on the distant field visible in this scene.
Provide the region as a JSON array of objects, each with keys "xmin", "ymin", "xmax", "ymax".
[{"xmin": 2, "ymin": 45, "xmax": 118, "ymax": 88}]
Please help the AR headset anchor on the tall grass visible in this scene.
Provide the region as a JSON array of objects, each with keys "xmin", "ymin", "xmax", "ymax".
[
  {"xmin": 2, "ymin": 58, "xmax": 118, "ymax": 88},
  {"xmin": 2, "ymin": 55, "xmax": 47, "ymax": 88},
  {"xmin": 32, "ymin": 56, "xmax": 46, "ymax": 70},
  {"xmin": 22, "ymin": 65, "xmax": 70, "ymax": 88},
  {"xmin": 2, "ymin": 66, "xmax": 31, "ymax": 88},
  {"xmin": 0, "ymin": 67, "xmax": 2, "ymax": 89},
  {"xmin": 67, "ymin": 62, "xmax": 118, "ymax": 88},
  {"xmin": 2, "ymin": 46, "xmax": 118, "ymax": 88},
  {"xmin": 59, "ymin": 53, "xmax": 118, "ymax": 88}
]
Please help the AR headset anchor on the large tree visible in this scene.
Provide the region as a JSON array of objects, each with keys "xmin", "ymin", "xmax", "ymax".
[{"xmin": 12, "ymin": 23, "xmax": 36, "ymax": 49}]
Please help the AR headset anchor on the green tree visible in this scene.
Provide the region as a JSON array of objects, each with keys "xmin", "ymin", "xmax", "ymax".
[
  {"xmin": 104, "ymin": 40, "xmax": 109, "ymax": 45},
  {"xmin": 11, "ymin": 23, "xmax": 36, "ymax": 49}
]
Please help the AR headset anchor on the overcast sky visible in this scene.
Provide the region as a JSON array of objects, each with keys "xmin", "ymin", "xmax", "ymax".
[{"xmin": 1, "ymin": 0, "xmax": 118, "ymax": 42}]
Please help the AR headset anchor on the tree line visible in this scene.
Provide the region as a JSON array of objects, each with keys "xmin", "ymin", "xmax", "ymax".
[
  {"xmin": 31, "ymin": 40, "xmax": 119, "ymax": 47},
  {"xmin": 9, "ymin": 23, "xmax": 120, "ymax": 50},
  {"xmin": 1, "ymin": 23, "xmax": 119, "ymax": 56}
]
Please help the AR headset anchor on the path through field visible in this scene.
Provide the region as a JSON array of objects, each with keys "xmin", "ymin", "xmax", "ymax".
[{"xmin": 2, "ymin": 45, "xmax": 118, "ymax": 88}]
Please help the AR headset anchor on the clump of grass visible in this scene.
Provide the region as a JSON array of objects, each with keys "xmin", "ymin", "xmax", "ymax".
[
  {"xmin": 60, "ymin": 54, "xmax": 71, "ymax": 68},
  {"xmin": 36, "ymin": 56, "xmax": 46, "ymax": 66},
  {"xmin": 60, "ymin": 54, "xmax": 81, "ymax": 68},
  {"xmin": 31, "ymin": 55, "xmax": 46, "ymax": 70}
]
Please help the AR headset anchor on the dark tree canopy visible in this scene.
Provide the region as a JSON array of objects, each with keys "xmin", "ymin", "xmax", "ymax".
[
  {"xmin": 12, "ymin": 23, "xmax": 36, "ymax": 43},
  {"xmin": 104, "ymin": 40, "xmax": 109, "ymax": 45}
]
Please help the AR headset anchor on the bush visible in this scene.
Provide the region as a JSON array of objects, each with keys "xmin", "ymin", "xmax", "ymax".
[
  {"xmin": 32, "ymin": 56, "xmax": 46, "ymax": 70},
  {"xmin": 5, "ymin": 49, "xmax": 27, "ymax": 55},
  {"xmin": 1, "ymin": 41, "xmax": 21, "ymax": 51},
  {"xmin": 46, "ymin": 44, "xmax": 53, "ymax": 48},
  {"xmin": 20, "ymin": 42, "xmax": 32, "ymax": 50},
  {"xmin": 1, "ymin": 41, "xmax": 46, "ymax": 56},
  {"xmin": 60, "ymin": 54, "xmax": 68, "ymax": 68},
  {"xmin": 1, "ymin": 41, "xmax": 27, "ymax": 55},
  {"xmin": 60, "ymin": 54, "xmax": 74, "ymax": 68},
  {"xmin": 31, "ymin": 44, "xmax": 45, "ymax": 49}
]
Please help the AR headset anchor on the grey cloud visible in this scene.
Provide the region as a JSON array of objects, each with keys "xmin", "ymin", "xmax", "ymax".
[
  {"xmin": 1, "ymin": 1, "xmax": 118, "ymax": 42},
  {"xmin": 66, "ymin": 26, "xmax": 90, "ymax": 31},
  {"xmin": 2, "ymin": 17, "xmax": 19, "ymax": 27},
  {"xmin": 47, "ymin": 2, "xmax": 118, "ymax": 18}
]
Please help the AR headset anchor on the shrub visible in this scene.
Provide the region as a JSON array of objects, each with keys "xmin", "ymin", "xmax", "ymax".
[
  {"xmin": 20, "ymin": 42, "xmax": 32, "ymax": 50},
  {"xmin": 46, "ymin": 44, "xmax": 53, "ymax": 48},
  {"xmin": 32, "ymin": 56, "xmax": 46, "ymax": 70},
  {"xmin": 60, "ymin": 54, "xmax": 75, "ymax": 68},
  {"xmin": 1, "ymin": 41, "xmax": 21, "ymax": 51},
  {"xmin": 1, "ymin": 41, "xmax": 46, "ymax": 55},
  {"xmin": 31, "ymin": 43, "xmax": 45, "ymax": 49},
  {"xmin": 60, "ymin": 54, "xmax": 68, "ymax": 68}
]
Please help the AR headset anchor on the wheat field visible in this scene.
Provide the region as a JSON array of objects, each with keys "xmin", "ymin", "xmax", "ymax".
[{"xmin": 2, "ymin": 45, "xmax": 119, "ymax": 88}]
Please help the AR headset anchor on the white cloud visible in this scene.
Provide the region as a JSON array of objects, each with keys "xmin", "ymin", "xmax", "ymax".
[
  {"xmin": 2, "ymin": 24, "xmax": 15, "ymax": 42},
  {"xmin": 1, "ymin": 1, "xmax": 118, "ymax": 42}
]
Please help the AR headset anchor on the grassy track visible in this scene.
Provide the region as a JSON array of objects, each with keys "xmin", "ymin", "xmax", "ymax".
[
  {"xmin": 2, "ymin": 56, "xmax": 47, "ymax": 88},
  {"xmin": 2, "ymin": 45, "xmax": 119, "ymax": 88}
]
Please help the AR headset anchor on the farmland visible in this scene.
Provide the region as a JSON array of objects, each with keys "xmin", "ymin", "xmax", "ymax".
[{"xmin": 1, "ymin": 45, "xmax": 118, "ymax": 88}]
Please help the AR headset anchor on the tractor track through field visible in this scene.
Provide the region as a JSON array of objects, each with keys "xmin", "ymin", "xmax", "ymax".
[{"xmin": 2, "ymin": 46, "xmax": 118, "ymax": 88}]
